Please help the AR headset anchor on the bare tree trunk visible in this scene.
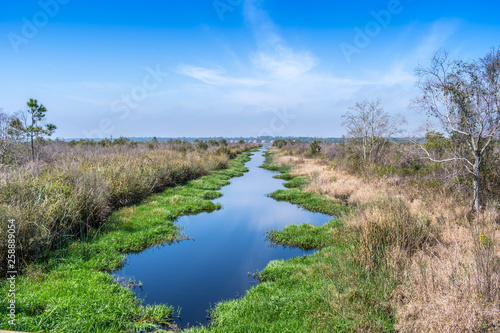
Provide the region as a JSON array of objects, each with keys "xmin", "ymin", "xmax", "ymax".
[
  {"xmin": 473, "ymin": 152, "xmax": 481, "ymax": 211},
  {"xmin": 31, "ymin": 133, "xmax": 34, "ymax": 162},
  {"xmin": 362, "ymin": 137, "xmax": 367, "ymax": 164}
]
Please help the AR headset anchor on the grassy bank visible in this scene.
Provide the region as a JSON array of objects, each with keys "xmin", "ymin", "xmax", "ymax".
[
  {"xmin": 0, "ymin": 148, "xmax": 255, "ymax": 332},
  {"xmin": 187, "ymin": 151, "xmax": 424, "ymax": 332}
]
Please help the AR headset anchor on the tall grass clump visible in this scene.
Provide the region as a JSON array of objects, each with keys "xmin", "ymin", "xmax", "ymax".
[{"xmin": 347, "ymin": 197, "xmax": 438, "ymax": 271}]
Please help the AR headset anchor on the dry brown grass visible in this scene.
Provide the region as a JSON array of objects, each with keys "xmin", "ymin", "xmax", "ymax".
[
  {"xmin": 275, "ymin": 154, "xmax": 393, "ymax": 205},
  {"xmin": 272, "ymin": 148, "xmax": 500, "ymax": 332},
  {"xmin": 398, "ymin": 208, "xmax": 500, "ymax": 333}
]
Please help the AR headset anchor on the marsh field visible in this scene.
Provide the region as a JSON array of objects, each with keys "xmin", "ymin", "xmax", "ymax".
[{"xmin": 0, "ymin": 136, "xmax": 498, "ymax": 332}]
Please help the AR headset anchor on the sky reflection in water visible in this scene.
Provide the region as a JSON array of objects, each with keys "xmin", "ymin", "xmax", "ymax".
[{"xmin": 113, "ymin": 148, "xmax": 332, "ymax": 328}]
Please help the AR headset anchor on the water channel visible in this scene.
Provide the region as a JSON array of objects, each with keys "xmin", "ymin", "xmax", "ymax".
[{"xmin": 113, "ymin": 148, "xmax": 332, "ymax": 328}]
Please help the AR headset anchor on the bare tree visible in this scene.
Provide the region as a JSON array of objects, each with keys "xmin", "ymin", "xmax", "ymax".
[
  {"xmin": 0, "ymin": 109, "xmax": 25, "ymax": 164},
  {"xmin": 414, "ymin": 48, "xmax": 500, "ymax": 211},
  {"xmin": 342, "ymin": 98, "xmax": 406, "ymax": 164},
  {"xmin": 0, "ymin": 108, "xmax": 13, "ymax": 163}
]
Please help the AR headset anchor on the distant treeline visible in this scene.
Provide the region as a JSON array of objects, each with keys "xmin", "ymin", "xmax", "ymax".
[{"xmin": 62, "ymin": 136, "xmax": 423, "ymax": 143}]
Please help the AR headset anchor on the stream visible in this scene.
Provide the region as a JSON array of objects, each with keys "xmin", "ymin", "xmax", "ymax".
[{"xmin": 112, "ymin": 147, "xmax": 332, "ymax": 328}]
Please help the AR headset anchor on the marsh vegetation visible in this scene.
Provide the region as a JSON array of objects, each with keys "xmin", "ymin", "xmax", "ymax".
[{"xmin": 0, "ymin": 138, "xmax": 257, "ymax": 331}]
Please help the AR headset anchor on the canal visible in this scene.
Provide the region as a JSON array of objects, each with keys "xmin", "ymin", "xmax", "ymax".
[{"xmin": 113, "ymin": 148, "xmax": 332, "ymax": 328}]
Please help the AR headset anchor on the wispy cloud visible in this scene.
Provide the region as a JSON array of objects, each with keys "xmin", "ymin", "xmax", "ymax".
[
  {"xmin": 176, "ymin": 65, "xmax": 266, "ymax": 86},
  {"xmin": 62, "ymin": 95, "xmax": 111, "ymax": 106},
  {"xmin": 414, "ymin": 19, "xmax": 462, "ymax": 61},
  {"xmin": 174, "ymin": 0, "xmax": 425, "ymax": 120},
  {"xmin": 244, "ymin": 0, "xmax": 318, "ymax": 80},
  {"xmin": 251, "ymin": 47, "xmax": 317, "ymax": 81},
  {"xmin": 40, "ymin": 81, "xmax": 125, "ymax": 91},
  {"xmin": 178, "ymin": 0, "xmax": 319, "ymax": 85}
]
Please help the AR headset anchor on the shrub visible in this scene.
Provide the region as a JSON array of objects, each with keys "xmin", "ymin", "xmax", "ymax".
[
  {"xmin": 309, "ymin": 140, "xmax": 321, "ymax": 155},
  {"xmin": 197, "ymin": 141, "xmax": 208, "ymax": 151}
]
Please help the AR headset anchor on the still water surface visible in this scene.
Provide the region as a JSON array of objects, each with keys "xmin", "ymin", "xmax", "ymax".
[{"xmin": 113, "ymin": 148, "xmax": 332, "ymax": 328}]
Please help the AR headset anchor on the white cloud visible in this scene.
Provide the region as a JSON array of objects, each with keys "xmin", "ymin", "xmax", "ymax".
[
  {"xmin": 251, "ymin": 47, "xmax": 317, "ymax": 81},
  {"xmin": 176, "ymin": 65, "xmax": 266, "ymax": 87}
]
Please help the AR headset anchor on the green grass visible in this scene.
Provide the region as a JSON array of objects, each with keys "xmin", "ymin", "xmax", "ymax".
[
  {"xmin": 259, "ymin": 150, "xmax": 290, "ymax": 173},
  {"xmin": 266, "ymin": 220, "xmax": 342, "ymax": 250},
  {"xmin": 269, "ymin": 188, "xmax": 348, "ymax": 216},
  {"xmin": 281, "ymin": 175, "xmax": 308, "ymax": 188},
  {"xmin": 187, "ymin": 151, "xmax": 398, "ymax": 333},
  {"xmin": 0, "ymin": 150, "xmax": 255, "ymax": 333}
]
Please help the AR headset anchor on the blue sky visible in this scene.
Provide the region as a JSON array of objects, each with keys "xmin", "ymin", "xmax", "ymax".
[{"xmin": 1, "ymin": 0, "xmax": 499, "ymax": 138}]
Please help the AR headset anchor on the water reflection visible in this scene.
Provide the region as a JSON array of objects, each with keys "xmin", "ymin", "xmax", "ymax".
[{"xmin": 113, "ymin": 148, "xmax": 331, "ymax": 328}]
